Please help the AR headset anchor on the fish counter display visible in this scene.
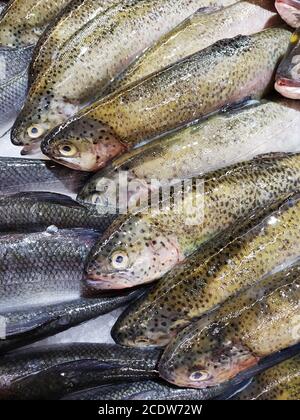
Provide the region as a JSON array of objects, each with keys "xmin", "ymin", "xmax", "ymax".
[{"xmin": 0, "ymin": 0, "xmax": 299, "ymax": 401}]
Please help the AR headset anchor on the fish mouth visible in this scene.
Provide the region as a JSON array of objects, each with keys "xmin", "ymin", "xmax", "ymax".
[
  {"xmin": 86, "ymin": 273, "xmax": 134, "ymax": 290},
  {"xmin": 275, "ymin": 77, "xmax": 300, "ymax": 99}
]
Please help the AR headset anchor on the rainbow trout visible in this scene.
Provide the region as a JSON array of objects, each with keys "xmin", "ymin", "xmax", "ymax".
[
  {"xmin": 275, "ymin": 30, "xmax": 300, "ymax": 100},
  {"xmin": 112, "ymin": 194, "xmax": 300, "ymax": 348},
  {"xmin": 275, "ymin": 0, "xmax": 300, "ymax": 27},
  {"xmin": 78, "ymin": 99, "xmax": 300, "ymax": 210},
  {"xmin": 109, "ymin": 0, "xmax": 280, "ymax": 93},
  {"xmin": 11, "ymin": 0, "xmax": 231, "ymax": 153},
  {"xmin": 234, "ymin": 356, "xmax": 300, "ymax": 400},
  {"xmin": 40, "ymin": 28, "xmax": 290, "ymax": 171},
  {"xmin": 158, "ymin": 263, "xmax": 300, "ymax": 388},
  {"xmin": 0, "ymin": 0, "xmax": 72, "ymax": 47},
  {"xmin": 85, "ymin": 154, "xmax": 300, "ymax": 291},
  {"xmin": 29, "ymin": 0, "xmax": 120, "ymax": 84}
]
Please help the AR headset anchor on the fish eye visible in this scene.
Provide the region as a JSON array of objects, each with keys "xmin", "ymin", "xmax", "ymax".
[
  {"xmin": 189, "ymin": 370, "xmax": 211, "ymax": 382},
  {"xmin": 59, "ymin": 143, "xmax": 78, "ymax": 157},
  {"xmin": 111, "ymin": 251, "xmax": 129, "ymax": 270},
  {"xmin": 27, "ymin": 125, "xmax": 45, "ymax": 139}
]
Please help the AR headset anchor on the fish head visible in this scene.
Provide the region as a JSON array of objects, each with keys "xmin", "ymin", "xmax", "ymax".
[
  {"xmin": 275, "ymin": 31, "xmax": 300, "ymax": 99},
  {"xmin": 41, "ymin": 116, "xmax": 127, "ymax": 172},
  {"xmin": 275, "ymin": 0, "xmax": 300, "ymax": 27},
  {"xmin": 85, "ymin": 214, "xmax": 182, "ymax": 289},
  {"xmin": 10, "ymin": 79, "xmax": 80, "ymax": 153},
  {"xmin": 159, "ymin": 321, "xmax": 259, "ymax": 388}
]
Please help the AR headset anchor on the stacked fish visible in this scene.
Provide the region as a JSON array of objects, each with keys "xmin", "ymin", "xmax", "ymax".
[{"xmin": 0, "ymin": 0, "xmax": 299, "ymax": 401}]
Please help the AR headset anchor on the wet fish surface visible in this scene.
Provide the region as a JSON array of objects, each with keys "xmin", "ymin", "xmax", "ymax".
[
  {"xmin": 63, "ymin": 379, "xmax": 227, "ymax": 400},
  {"xmin": 109, "ymin": 0, "xmax": 280, "ymax": 93},
  {"xmin": 12, "ymin": 0, "xmax": 233, "ymax": 153},
  {"xmin": 0, "ymin": 157, "xmax": 89, "ymax": 195},
  {"xmin": 0, "ymin": 192, "xmax": 115, "ymax": 233},
  {"xmin": 0, "ymin": 228, "xmax": 101, "ymax": 312},
  {"xmin": 0, "ymin": 0, "xmax": 73, "ymax": 47},
  {"xmin": 112, "ymin": 194, "xmax": 300, "ymax": 347},
  {"xmin": 78, "ymin": 99, "xmax": 300, "ymax": 210},
  {"xmin": 158, "ymin": 263, "xmax": 300, "ymax": 388},
  {"xmin": 85, "ymin": 154, "xmax": 300, "ymax": 290},
  {"xmin": 0, "ymin": 343, "xmax": 161, "ymax": 400},
  {"xmin": 234, "ymin": 355, "xmax": 300, "ymax": 400},
  {"xmin": 0, "ymin": 289, "xmax": 143, "ymax": 355},
  {"xmin": 40, "ymin": 28, "xmax": 291, "ymax": 171},
  {"xmin": 275, "ymin": 30, "xmax": 300, "ymax": 100}
]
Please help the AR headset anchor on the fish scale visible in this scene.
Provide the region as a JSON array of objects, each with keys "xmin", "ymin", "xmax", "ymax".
[
  {"xmin": 85, "ymin": 153, "xmax": 300, "ymax": 291},
  {"xmin": 112, "ymin": 193, "xmax": 300, "ymax": 348}
]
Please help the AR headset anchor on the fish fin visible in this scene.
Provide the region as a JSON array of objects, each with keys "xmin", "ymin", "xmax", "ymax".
[{"xmin": 3, "ymin": 311, "xmax": 55, "ymax": 337}]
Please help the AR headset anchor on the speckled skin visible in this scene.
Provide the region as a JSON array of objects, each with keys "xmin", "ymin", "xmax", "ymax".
[
  {"xmin": 0, "ymin": 157, "xmax": 89, "ymax": 194},
  {"xmin": 0, "ymin": 344, "xmax": 160, "ymax": 400},
  {"xmin": 109, "ymin": 0, "xmax": 279, "ymax": 92},
  {"xmin": 275, "ymin": 29, "xmax": 300, "ymax": 100},
  {"xmin": 0, "ymin": 0, "xmax": 72, "ymax": 47},
  {"xmin": 85, "ymin": 154, "xmax": 300, "ymax": 291},
  {"xmin": 29, "ymin": 0, "xmax": 120, "ymax": 84},
  {"xmin": 158, "ymin": 263, "xmax": 300, "ymax": 388},
  {"xmin": 235, "ymin": 356, "xmax": 300, "ymax": 400},
  {"xmin": 41, "ymin": 28, "xmax": 291, "ymax": 172},
  {"xmin": 12, "ymin": 0, "xmax": 225, "ymax": 152},
  {"xmin": 0, "ymin": 192, "xmax": 115, "ymax": 233},
  {"xmin": 112, "ymin": 194, "xmax": 300, "ymax": 347},
  {"xmin": 78, "ymin": 99, "xmax": 300, "ymax": 210},
  {"xmin": 0, "ymin": 228, "xmax": 99, "ymax": 312}
]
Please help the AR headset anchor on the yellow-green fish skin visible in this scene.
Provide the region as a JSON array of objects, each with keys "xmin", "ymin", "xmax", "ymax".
[
  {"xmin": 12, "ymin": 0, "xmax": 231, "ymax": 152},
  {"xmin": 41, "ymin": 27, "xmax": 291, "ymax": 171},
  {"xmin": 235, "ymin": 356, "xmax": 300, "ymax": 400},
  {"xmin": 109, "ymin": 0, "xmax": 279, "ymax": 92},
  {"xmin": 112, "ymin": 192, "xmax": 300, "ymax": 347},
  {"xmin": 85, "ymin": 154, "xmax": 300, "ymax": 293},
  {"xmin": 158, "ymin": 263, "xmax": 300, "ymax": 388},
  {"xmin": 78, "ymin": 99, "xmax": 300, "ymax": 210},
  {"xmin": 29, "ymin": 0, "xmax": 120, "ymax": 84},
  {"xmin": 0, "ymin": 0, "xmax": 72, "ymax": 47}
]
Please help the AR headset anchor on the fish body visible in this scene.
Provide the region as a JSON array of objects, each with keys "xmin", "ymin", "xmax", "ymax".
[
  {"xmin": 275, "ymin": 30, "xmax": 300, "ymax": 100},
  {"xmin": 0, "ymin": 289, "xmax": 142, "ymax": 355},
  {"xmin": 85, "ymin": 154, "xmax": 300, "ymax": 290},
  {"xmin": 275, "ymin": 0, "xmax": 300, "ymax": 27},
  {"xmin": 0, "ymin": 228, "xmax": 101, "ymax": 312},
  {"xmin": 29, "ymin": 0, "xmax": 120, "ymax": 83},
  {"xmin": 0, "ymin": 192, "xmax": 115, "ymax": 233},
  {"xmin": 0, "ymin": 45, "xmax": 34, "ymax": 122},
  {"xmin": 78, "ymin": 99, "xmax": 300, "ymax": 210},
  {"xmin": 41, "ymin": 28, "xmax": 291, "ymax": 171},
  {"xmin": 112, "ymin": 194, "xmax": 300, "ymax": 347},
  {"xmin": 234, "ymin": 356, "xmax": 300, "ymax": 400},
  {"xmin": 11, "ymin": 0, "xmax": 232, "ymax": 153},
  {"xmin": 0, "ymin": 157, "xmax": 89, "ymax": 195},
  {"xmin": 0, "ymin": 0, "xmax": 73, "ymax": 47},
  {"xmin": 158, "ymin": 263, "xmax": 300, "ymax": 388},
  {"xmin": 63, "ymin": 379, "xmax": 225, "ymax": 400},
  {"xmin": 0, "ymin": 343, "xmax": 160, "ymax": 400},
  {"xmin": 110, "ymin": 0, "xmax": 280, "ymax": 92}
]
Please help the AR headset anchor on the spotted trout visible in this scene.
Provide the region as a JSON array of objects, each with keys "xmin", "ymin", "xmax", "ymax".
[
  {"xmin": 0, "ymin": 0, "xmax": 72, "ymax": 47},
  {"xmin": 158, "ymin": 263, "xmax": 300, "ymax": 388},
  {"xmin": 234, "ymin": 356, "xmax": 300, "ymax": 400},
  {"xmin": 109, "ymin": 0, "xmax": 280, "ymax": 93},
  {"xmin": 40, "ymin": 27, "xmax": 291, "ymax": 171},
  {"xmin": 112, "ymin": 194, "xmax": 300, "ymax": 347},
  {"xmin": 78, "ymin": 99, "xmax": 300, "ymax": 211},
  {"xmin": 85, "ymin": 154, "xmax": 300, "ymax": 291},
  {"xmin": 11, "ymin": 0, "xmax": 231, "ymax": 153}
]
